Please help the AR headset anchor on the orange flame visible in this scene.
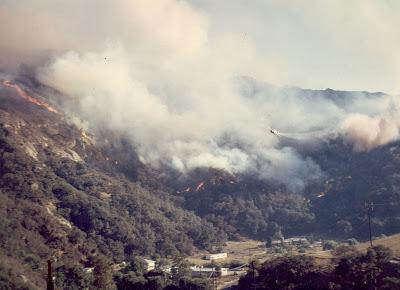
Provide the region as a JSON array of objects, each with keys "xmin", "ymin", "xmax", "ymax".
[
  {"xmin": 1, "ymin": 80, "xmax": 60, "ymax": 114},
  {"xmin": 176, "ymin": 187, "xmax": 191, "ymax": 194},
  {"xmin": 195, "ymin": 181, "xmax": 205, "ymax": 192}
]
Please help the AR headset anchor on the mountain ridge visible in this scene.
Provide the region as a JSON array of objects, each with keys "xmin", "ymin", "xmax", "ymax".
[{"xmin": 1, "ymin": 78, "xmax": 400, "ymax": 288}]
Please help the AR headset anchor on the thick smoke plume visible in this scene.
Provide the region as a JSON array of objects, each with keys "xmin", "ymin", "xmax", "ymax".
[
  {"xmin": 1, "ymin": 0, "xmax": 400, "ymax": 192},
  {"xmin": 341, "ymin": 113, "xmax": 400, "ymax": 152}
]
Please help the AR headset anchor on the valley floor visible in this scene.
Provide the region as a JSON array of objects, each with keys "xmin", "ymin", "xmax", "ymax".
[
  {"xmin": 186, "ymin": 234, "xmax": 400, "ymax": 289},
  {"xmin": 357, "ymin": 233, "xmax": 400, "ymax": 256}
]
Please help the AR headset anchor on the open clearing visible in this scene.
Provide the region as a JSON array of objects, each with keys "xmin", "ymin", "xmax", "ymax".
[
  {"xmin": 357, "ymin": 233, "xmax": 400, "ymax": 256},
  {"xmin": 187, "ymin": 240, "xmax": 268, "ymax": 266},
  {"xmin": 186, "ymin": 233, "xmax": 400, "ymax": 289}
]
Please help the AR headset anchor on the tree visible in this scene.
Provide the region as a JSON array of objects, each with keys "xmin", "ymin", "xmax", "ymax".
[
  {"xmin": 115, "ymin": 272, "xmax": 147, "ymax": 290},
  {"xmin": 238, "ymin": 255, "xmax": 326, "ymax": 290},
  {"xmin": 336, "ymin": 220, "xmax": 352, "ymax": 236},
  {"xmin": 347, "ymin": 238, "xmax": 358, "ymax": 246},
  {"xmin": 369, "ymin": 245, "xmax": 393, "ymax": 264},
  {"xmin": 322, "ymin": 240, "xmax": 337, "ymax": 251},
  {"xmin": 126, "ymin": 256, "xmax": 146, "ymax": 275},
  {"xmin": 172, "ymin": 257, "xmax": 191, "ymax": 284},
  {"xmin": 333, "ymin": 245, "xmax": 397, "ymax": 289},
  {"xmin": 55, "ymin": 263, "xmax": 90, "ymax": 290},
  {"xmin": 92, "ymin": 256, "xmax": 116, "ymax": 290},
  {"xmin": 265, "ymin": 237, "xmax": 272, "ymax": 248}
]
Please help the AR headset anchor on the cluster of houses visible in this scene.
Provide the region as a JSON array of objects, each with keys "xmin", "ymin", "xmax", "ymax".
[
  {"xmin": 270, "ymin": 237, "xmax": 309, "ymax": 247},
  {"xmin": 84, "ymin": 238, "xmax": 324, "ymax": 278},
  {"xmin": 141, "ymin": 252, "xmax": 245, "ymax": 278},
  {"xmin": 83, "ymin": 258, "xmax": 156, "ymax": 274},
  {"xmin": 84, "ymin": 251, "xmax": 245, "ymax": 279},
  {"xmin": 190, "ymin": 265, "xmax": 244, "ymax": 278},
  {"xmin": 269, "ymin": 236, "xmax": 323, "ymax": 251}
]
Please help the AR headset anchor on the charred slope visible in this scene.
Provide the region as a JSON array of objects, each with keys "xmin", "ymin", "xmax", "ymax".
[
  {"xmin": 0, "ymin": 85, "xmax": 225, "ymax": 289},
  {"xmin": 306, "ymin": 137, "xmax": 400, "ymax": 239},
  {"xmin": 170, "ymin": 135, "xmax": 400, "ymax": 242},
  {"xmin": 168, "ymin": 168, "xmax": 315, "ymax": 240}
]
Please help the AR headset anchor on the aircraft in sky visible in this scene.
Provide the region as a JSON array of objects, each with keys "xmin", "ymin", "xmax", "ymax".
[{"xmin": 270, "ymin": 128, "xmax": 280, "ymax": 136}]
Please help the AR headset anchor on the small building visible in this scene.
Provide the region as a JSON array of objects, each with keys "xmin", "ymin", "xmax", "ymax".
[
  {"xmin": 270, "ymin": 237, "xmax": 309, "ymax": 248},
  {"xmin": 160, "ymin": 265, "xmax": 172, "ymax": 273},
  {"xmin": 190, "ymin": 266, "xmax": 231, "ymax": 278},
  {"xmin": 83, "ymin": 267, "xmax": 94, "ymax": 274},
  {"xmin": 191, "ymin": 266, "xmax": 215, "ymax": 278},
  {"xmin": 287, "ymin": 237, "xmax": 308, "ymax": 246},
  {"xmin": 143, "ymin": 259, "xmax": 156, "ymax": 271},
  {"xmin": 205, "ymin": 252, "xmax": 227, "ymax": 261},
  {"xmin": 271, "ymin": 240, "xmax": 283, "ymax": 246}
]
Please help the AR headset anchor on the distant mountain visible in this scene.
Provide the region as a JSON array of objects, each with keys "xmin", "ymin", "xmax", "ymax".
[{"xmin": 167, "ymin": 78, "xmax": 400, "ymax": 241}]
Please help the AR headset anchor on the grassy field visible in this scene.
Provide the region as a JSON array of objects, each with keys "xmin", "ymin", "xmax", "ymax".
[
  {"xmin": 357, "ymin": 233, "xmax": 400, "ymax": 256},
  {"xmin": 185, "ymin": 234, "xmax": 400, "ymax": 289},
  {"xmin": 188, "ymin": 233, "xmax": 400, "ymax": 267},
  {"xmin": 187, "ymin": 240, "xmax": 268, "ymax": 266},
  {"xmin": 187, "ymin": 239, "xmax": 334, "ymax": 267},
  {"xmin": 223, "ymin": 240, "xmax": 268, "ymax": 263}
]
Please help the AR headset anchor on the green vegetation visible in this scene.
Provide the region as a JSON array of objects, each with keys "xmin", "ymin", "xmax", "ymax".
[
  {"xmin": 0, "ymin": 102, "xmax": 225, "ymax": 288},
  {"xmin": 238, "ymin": 245, "xmax": 400, "ymax": 289},
  {"xmin": 2, "ymin": 90, "xmax": 400, "ymax": 288},
  {"xmin": 183, "ymin": 175, "xmax": 315, "ymax": 240}
]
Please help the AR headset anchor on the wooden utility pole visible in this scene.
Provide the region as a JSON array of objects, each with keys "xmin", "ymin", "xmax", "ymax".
[
  {"xmin": 250, "ymin": 261, "xmax": 256, "ymax": 290},
  {"xmin": 366, "ymin": 201, "xmax": 373, "ymax": 247},
  {"xmin": 46, "ymin": 260, "xmax": 55, "ymax": 290}
]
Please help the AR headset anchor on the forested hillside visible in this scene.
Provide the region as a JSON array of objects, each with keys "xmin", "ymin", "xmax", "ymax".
[
  {"xmin": 1, "ymin": 80, "xmax": 400, "ymax": 289},
  {"xmin": 0, "ymin": 87, "xmax": 225, "ymax": 289}
]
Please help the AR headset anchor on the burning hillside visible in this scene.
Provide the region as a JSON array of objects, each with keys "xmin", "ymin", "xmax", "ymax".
[
  {"xmin": 0, "ymin": 83, "xmax": 227, "ymax": 288},
  {"xmin": 1, "ymin": 79, "xmax": 60, "ymax": 114}
]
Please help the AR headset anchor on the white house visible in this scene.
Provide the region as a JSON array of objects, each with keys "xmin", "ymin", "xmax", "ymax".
[
  {"xmin": 83, "ymin": 267, "xmax": 94, "ymax": 274},
  {"xmin": 205, "ymin": 252, "xmax": 227, "ymax": 261},
  {"xmin": 190, "ymin": 266, "xmax": 231, "ymax": 278},
  {"xmin": 143, "ymin": 259, "xmax": 156, "ymax": 271},
  {"xmin": 271, "ymin": 240, "xmax": 283, "ymax": 246}
]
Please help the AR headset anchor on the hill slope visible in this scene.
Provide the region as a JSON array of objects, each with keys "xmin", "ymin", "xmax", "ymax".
[
  {"xmin": 0, "ymin": 83, "xmax": 225, "ymax": 289},
  {"xmin": 1, "ymin": 79, "xmax": 400, "ymax": 288},
  {"xmin": 358, "ymin": 234, "xmax": 400, "ymax": 256}
]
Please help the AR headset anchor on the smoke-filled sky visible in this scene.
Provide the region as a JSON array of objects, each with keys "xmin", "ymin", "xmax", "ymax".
[
  {"xmin": 2, "ymin": 0, "xmax": 400, "ymax": 93},
  {"xmin": 1, "ymin": 0, "xmax": 400, "ymax": 191},
  {"xmin": 190, "ymin": 0, "xmax": 400, "ymax": 94}
]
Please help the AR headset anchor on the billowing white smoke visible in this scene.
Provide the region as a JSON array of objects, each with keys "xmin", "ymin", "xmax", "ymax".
[
  {"xmin": 341, "ymin": 113, "xmax": 400, "ymax": 152},
  {"xmin": 37, "ymin": 45, "xmax": 325, "ymax": 192},
  {"xmin": 1, "ymin": 0, "xmax": 400, "ymax": 191}
]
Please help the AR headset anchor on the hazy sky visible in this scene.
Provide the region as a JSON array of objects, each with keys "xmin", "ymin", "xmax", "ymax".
[
  {"xmin": 2, "ymin": 0, "xmax": 400, "ymax": 191},
  {"xmin": 189, "ymin": 0, "xmax": 400, "ymax": 94},
  {"xmin": 1, "ymin": 0, "xmax": 399, "ymax": 93}
]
